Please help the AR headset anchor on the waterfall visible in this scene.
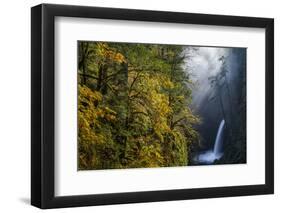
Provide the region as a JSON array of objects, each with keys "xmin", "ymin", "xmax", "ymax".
[
  {"xmin": 213, "ymin": 119, "xmax": 225, "ymax": 156},
  {"xmin": 195, "ymin": 119, "xmax": 225, "ymax": 164}
]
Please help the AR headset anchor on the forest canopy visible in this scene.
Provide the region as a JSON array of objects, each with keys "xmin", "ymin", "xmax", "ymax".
[{"xmin": 78, "ymin": 41, "xmax": 200, "ymax": 170}]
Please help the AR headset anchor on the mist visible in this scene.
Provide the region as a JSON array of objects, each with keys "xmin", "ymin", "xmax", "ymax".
[
  {"xmin": 182, "ymin": 46, "xmax": 247, "ymax": 165},
  {"xmin": 184, "ymin": 47, "xmax": 230, "ymax": 109}
]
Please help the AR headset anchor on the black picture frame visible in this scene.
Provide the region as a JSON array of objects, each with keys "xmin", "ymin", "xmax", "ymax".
[{"xmin": 31, "ymin": 3, "xmax": 274, "ymax": 209}]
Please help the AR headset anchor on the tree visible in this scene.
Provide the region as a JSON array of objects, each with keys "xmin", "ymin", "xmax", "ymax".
[{"xmin": 77, "ymin": 41, "xmax": 200, "ymax": 170}]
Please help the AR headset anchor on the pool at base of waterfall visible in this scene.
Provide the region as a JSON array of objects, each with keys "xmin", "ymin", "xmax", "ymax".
[{"xmin": 193, "ymin": 150, "xmax": 223, "ymax": 164}]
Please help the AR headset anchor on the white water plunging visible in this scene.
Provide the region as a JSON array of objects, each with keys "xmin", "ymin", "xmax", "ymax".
[
  {"xmin": 213, "ymin": 119, "xmax": 225, "ymax": 156},
  {"xmin": 195, "ymin": 119, "xmax": 225, "ymax": 164}
]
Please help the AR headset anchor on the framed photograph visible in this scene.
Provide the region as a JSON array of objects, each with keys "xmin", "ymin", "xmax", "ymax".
[{"xmin": 31, "ymin": 4, "xmax": 274, "ymax": 209}]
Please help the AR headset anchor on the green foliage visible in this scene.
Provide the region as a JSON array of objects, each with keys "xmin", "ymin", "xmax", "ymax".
[{"xmin": 78, "ymin": 41, "xmax": 200, "ymax": 170}]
